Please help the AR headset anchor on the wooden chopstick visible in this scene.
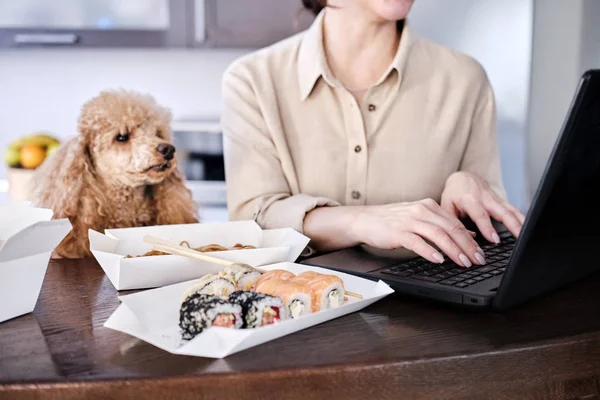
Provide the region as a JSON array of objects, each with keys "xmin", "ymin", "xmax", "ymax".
[
  {"xmin": 143, "ymin": 235, "xmax": 363, "ymax": 299},
  {"xmin": 345, "ymin": 290, "xmax": 363, "ymax": 299},
  {"xmin": 143, "ymin": 235, "xmax": 236, "ymax": 267}
]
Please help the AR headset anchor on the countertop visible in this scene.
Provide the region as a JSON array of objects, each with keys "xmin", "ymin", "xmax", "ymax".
[{"xmin": 2, "ymin": 258, "xmax": 600, "ymax": 399}]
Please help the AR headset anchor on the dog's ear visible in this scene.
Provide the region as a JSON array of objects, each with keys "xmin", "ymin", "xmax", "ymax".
[
  {"xmin": 33, "ymin": 136, "xmax": 101, "ymax": 258},
  {"xmin": 33, "ymin": 137, "xmax": 95, "ymax": 218},
  {"xmin": 153, "ymin": 168, "xmax": 199, "ymax": 225}
]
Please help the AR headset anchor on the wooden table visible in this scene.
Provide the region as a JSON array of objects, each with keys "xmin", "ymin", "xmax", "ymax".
[{"xmin": 1, "ymin": 259, "xmax": 600, "ymax": 400}]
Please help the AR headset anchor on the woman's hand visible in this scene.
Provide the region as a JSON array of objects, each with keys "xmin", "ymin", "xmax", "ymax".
[
  {"xmin": 349, "ymin": 199, "xmax": 485, "ymax": 267},
  {"xmin": 441, "ymin": 172, "xmax": 525, "ymax": 243}
]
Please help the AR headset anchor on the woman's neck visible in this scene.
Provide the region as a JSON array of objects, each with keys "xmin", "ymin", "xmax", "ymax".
[{"xmin": 322, "ymin": 7, "xmax": 400, "ymax": 98}]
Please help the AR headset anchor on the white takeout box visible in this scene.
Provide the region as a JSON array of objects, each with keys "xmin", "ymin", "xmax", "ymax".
[
  {"xmin": 104, "ymin": 262, "xmax": 394, "ymax": 358},
  {"xmin": 89, "ymin": 221, "xmax": 310, "ymax": 291},
  {"xmin": 0, "ymin": 204, "xmax": 72, "ymax": 323}
]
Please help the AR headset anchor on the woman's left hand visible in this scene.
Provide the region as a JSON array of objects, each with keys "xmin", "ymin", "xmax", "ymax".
[{"xmin": 441, "ymin": 172, "xmax": 525, "ymax": 243}]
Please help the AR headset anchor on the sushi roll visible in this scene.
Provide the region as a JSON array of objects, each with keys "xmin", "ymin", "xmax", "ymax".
[
  {"xmin": 289, "ymin": 271, "xmax": 321, "ymax": 286},
  {"xmin": 181, "ymin": 273, "xmax": 236, "ymax": 301},
  {"xmin": 305, "ymin": 274, "xmax": 345, "ymax": 312},
  {"xmin": 255, "ymin": 269, "xmax": 295, "ymax": 288},
  {"xmin": 229, "ymin": 291, "xmax": 286, "ymax": 328},
  {"xmin": 221, "ymin": 263, "xmax": 262, "ymax": 291},
  {"xmin": 179, "ymin": 293, "xmax": 243, "ymax": 340},
  {"xmin": 255, "ymin": 279, "xmax": 312, "ymax": 319},
  {"xmin": 291, "ymin": 272, "xmax": 346, "ymax": 312}
]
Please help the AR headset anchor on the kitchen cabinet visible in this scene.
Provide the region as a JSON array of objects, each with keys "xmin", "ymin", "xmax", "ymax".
[
  {"xmin": 201, "ymin": 0, "xmax": 314, "ymax": 48},
  {"xmin": 0, "ymin": 0, "xmax": 187, "ymax": 47},
  {"xmin": 0, "ymin": 0, "xmax": 314, "ymax": 49}
]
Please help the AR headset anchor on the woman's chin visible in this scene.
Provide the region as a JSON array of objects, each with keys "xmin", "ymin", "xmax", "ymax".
[{"xmin": 377, "ymin": 0, "xmax": 413, "ymax": 20}]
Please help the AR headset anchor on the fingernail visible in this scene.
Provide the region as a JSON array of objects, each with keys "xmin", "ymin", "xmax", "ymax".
[
  {"xmin": 432, "ymin": 252, "xmax": 445, "ymax": 264},
  {"xmin": 476, "ymin": 246, "xmax": 485, "ymax": 256},
  {"xmin": 459, "ymin": 254, "xmax": 472, "ymax": 268},
  {"xmin": 492, "ymin": 233, "xmax": 501, "ymax": 244},
  {"xmin": 474, "ymin": 252, "xmax": 486, "ymax": 265}
]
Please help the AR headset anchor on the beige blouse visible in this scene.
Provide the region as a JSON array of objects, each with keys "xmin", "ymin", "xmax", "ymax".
[{"xmin": 222, "ymin": 11, "xmax": 505, "ymax": 233}]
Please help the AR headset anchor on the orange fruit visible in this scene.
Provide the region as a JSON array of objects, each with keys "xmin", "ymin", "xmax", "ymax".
[{"xmin": 20, "ymin": 144, "xmax": 46, "ymax": 169}]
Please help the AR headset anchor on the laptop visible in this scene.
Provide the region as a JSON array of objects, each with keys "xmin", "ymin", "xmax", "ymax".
[{"xmin": 305, "ymin": 69, "xmax": 600, "ymax": 310}]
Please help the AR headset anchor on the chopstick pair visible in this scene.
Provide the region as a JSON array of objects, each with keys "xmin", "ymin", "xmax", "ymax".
[
  {"xmin": 142, "ymin": 235, "xmax": 363, "ymax": 299},
  {"xmin": 144, "ymin": 235, "xmax": 242, "ymax": 268}
]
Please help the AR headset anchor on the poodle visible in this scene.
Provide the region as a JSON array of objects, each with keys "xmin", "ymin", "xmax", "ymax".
[{"xmin": 33, "ymin": 89, "xmax": 199, "ymax": 258}]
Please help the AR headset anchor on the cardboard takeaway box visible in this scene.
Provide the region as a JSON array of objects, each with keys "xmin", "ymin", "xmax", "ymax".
[
  {"xmin": 104, "ymin": 262, "xmax": 394, "ymax": 358},
  {"xmin": 0, "ymin": 203, "xmax": 72, "ymax": 323},
  {"xmin": 89, "ymin": 220, "xmax": 311, "ymax": 291}
]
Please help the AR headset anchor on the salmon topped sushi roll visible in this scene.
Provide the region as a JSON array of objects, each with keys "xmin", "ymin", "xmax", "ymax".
[
  {"xmin": 305, "ymin": 274, "xmax": 345, "ymax": 312},
  {"xmin": 255, "ymin": 279, "xmax": 312, "ymax": 319},
  {"xmin": 289, "ymin": 271, "xmax": 321, "ymax": 286},
  {"xmin": 255, "ymin": 269, "xmax": 295, "ymax": 288}
]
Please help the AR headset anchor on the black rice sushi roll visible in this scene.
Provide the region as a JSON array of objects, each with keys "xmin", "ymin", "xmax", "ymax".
[
  {"xmin": 179, "ymin": 293, "xmax": 243, "ymax": 340},
  {"xmin": 229, "ymin": 291, "xmax": 287, "ymax": 328}
]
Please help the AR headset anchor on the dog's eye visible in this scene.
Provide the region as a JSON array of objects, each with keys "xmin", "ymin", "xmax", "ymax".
[{"xmin": 116, "ymin": 133, "xmax": 129, "ymax": 142}]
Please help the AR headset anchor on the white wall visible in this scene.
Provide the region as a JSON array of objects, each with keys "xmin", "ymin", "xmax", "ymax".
[
  {"xmin": 527, "ymin": 0, "xmax": 584, "ymax": 201},
  {"xmin": 527, "ymin": 0, "xmax": 600, "ymax": 201},
  {"xmin": 580, "ymin": 0, "xmax": 600, "ymax": 73},
  {"xmin": 0, "ymin": 48, "xmax": 246, "ymax": 177}
]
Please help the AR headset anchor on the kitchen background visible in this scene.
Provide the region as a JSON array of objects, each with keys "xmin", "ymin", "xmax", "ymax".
[{"xmin": 0, "ymin": 0, "xmax": 598, "ymax": 222}]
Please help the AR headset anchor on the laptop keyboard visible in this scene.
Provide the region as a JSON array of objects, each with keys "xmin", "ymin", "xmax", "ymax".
[{"xmin": 380, "ymin": 231, "xmax": 515, "ymax": 289}]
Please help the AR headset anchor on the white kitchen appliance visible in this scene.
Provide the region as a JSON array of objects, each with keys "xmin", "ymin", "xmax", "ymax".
[{"xmin": 171, "ymin": 119, "xmax": 226, "ymax": 208}]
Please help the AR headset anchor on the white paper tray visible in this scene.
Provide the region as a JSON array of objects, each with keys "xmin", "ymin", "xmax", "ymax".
[
  {"xmin": 104, "ymin": 262, "xmax": 394, "ymax": 358},
  {"xmin": 89, "ymin": 221, "xmax": 310, "ymax": 290},
  {"xmin": 0, "ymin": 203, "xmax": 72, "ymax": 323}
]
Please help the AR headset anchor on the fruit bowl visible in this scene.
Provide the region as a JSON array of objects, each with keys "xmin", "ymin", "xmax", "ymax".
[{"xmin": 3, "ymin": 133, "xmax": 61, "ymax": 201}]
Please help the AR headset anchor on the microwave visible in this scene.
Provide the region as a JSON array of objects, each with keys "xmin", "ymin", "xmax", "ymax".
[{"xmin": 172, "ymin": 119, "xmax": 226, "ymax": 207}]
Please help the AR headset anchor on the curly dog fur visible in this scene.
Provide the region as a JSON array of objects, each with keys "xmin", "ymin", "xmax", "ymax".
[{"xmin": 33, "ymin": 89, "xmax": 198, "ymax": 258}]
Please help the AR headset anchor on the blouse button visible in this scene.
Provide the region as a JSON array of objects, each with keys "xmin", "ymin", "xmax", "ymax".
[
  {"xmin": 354, "ymin": 145, "xmax": 362, "ymax": 153},
  {"xmin": 351, "ymin": 190, "xmax": 361, "ymax": 200},
  {"xmin": 368, "ymin": 104, "xmax": 376, "ymax": 112}
]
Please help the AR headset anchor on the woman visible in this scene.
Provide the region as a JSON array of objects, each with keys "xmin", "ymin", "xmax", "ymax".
[{"xmin": 222, "ymin": 0, "xmax": 525, "ymax": 268}]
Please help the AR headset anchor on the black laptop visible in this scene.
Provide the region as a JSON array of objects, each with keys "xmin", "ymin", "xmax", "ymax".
[{"xmin": 305, "ymin": 69, "xmax": 600, "ymax": 310}]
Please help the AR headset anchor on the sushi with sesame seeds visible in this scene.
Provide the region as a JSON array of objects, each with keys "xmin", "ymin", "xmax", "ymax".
[
  {"xmin": 229, "ymin": 291, "xmax": 287, "ymax": 328},
  {"xmin": 179, "ymin": 293, "xmax": 242, "ymax": 340}
]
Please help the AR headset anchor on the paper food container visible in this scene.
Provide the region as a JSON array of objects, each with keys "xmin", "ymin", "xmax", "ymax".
[
  {"xmin": 104, "ymin": 262, "xmax": 394, "ymax": 358},
  {"xmin": 0, "ymin": 204, "xmax": 72, "ymax": 323},
  {"xmin": 89, "ymin": 221, "xmax": 311, "ymax": 291}
]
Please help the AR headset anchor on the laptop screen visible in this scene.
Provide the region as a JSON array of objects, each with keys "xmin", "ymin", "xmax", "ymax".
[{"xmin": 494, "ymin": 70, "xmax": 600, "ymax": 308}]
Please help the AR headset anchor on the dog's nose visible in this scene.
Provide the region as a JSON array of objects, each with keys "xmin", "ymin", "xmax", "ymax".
[{"xmin": 156, "ymin": 143, "xmax": 175, "ymax": 160}]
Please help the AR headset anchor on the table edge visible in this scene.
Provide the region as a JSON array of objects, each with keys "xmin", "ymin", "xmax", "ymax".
[{"xmin": 2, "ymin": 330, "xmax": 600, "ymax": 399}]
